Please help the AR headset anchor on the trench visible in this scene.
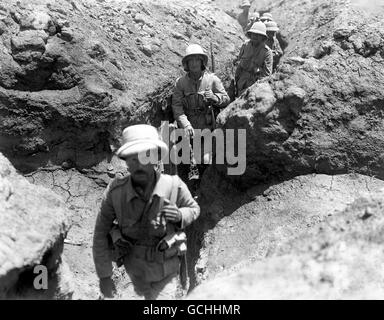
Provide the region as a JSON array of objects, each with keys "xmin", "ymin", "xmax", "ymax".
[
  {"xmin": 12, "ymin": 5, "xmax": 290, "ymax": 299},
  {"xmin": 1, "ymin": 234, "xmax": 69, "ymax": 299},
  {"xmin": 2, "ymin": 0, "xmax": 384, "ymax": 300},
  {"xmin": 146, "ymin": 33, "xmax": 290, "ymax": 294}
]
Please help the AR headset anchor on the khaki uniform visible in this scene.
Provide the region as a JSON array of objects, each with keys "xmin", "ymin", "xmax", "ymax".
[
  {"xmin": 172, "ymin": 71, "xmax": 230, "ymax": 130},
  {"xmin": 240, "ymin": 0, "xmax": 251, "ymax": 7},
  {"xmin": 238, "ymin": 0, "xmax": 254, "ymax": 29},
  {"xmin": 237, "ymin": 10, "xmax": 250, "ymax": 30},
  {"xmin": 266, "ymin": 36, "xmax": 283, "ymax": 70},
  {"xmin": 244, "ymin": 19, "xmax": 257, "ymax": 32},
  {"xmin": 171, "ymin": 71, "xmax": 230, "ymax": 189},
  {"xmin": 93, "ymin": 172, "xmax": 200, "ymax": 299},
  {"xmin": 235, "ymin": 40, "xmax": 273, "ymax": 95}
]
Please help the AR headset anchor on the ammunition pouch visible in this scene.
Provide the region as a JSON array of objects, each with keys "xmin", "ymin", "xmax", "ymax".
[
  {"xmin": 109, "ymin": 226, "xmax": 132, "ymax": 267},
  {"xmin": 159, "ymin": 231, "xmax": 189, "ymax": 292},
  {"xmin": 205, "ymin": 109, "xmax": 213, "ymax": 126},
  {"xmin": 109, "ymin": 226, "xmax": 186, "ymax": 267},
  {"xmin": 156, "ymin": 231, "xmax": 187, "ymax": 257},
  {"xmin": 129, "ymin": 242, "xmax": 179, "ymax": 264}
]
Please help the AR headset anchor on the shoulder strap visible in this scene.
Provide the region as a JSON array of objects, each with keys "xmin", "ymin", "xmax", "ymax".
[{"xmin": 169, "ymin": 175, "xmax": 179, "ymax": 205}]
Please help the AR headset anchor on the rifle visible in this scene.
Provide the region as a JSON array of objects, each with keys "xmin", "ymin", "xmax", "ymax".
[
  {"xmin": 169, "ymin": 176, "xmax": 189, "ymax": 292},
  {"xmin": 231, "ymin": 64, "xmax": 238, "ymax": 99},
  {"xmin": 209, "ymin": 43, "xmax": 217, "ymax": 129}
]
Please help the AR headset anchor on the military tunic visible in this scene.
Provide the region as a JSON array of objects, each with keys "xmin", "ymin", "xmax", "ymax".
[
  {"xmin": 171, "ymin": 70, "xmax": 230, "ymax": 130},
  {"xmin": 266, "ymin": 36, "xmax": 283, "ymax": 70},
  {"xmin": 235, "ymin": 40, "xmax": 273, "ymax": 95},
  {"xmin": 93, "ymin": 172, "xmax": 199, "ymax": 299}
]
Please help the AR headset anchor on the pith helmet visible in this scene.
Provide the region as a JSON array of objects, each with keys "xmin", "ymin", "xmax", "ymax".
[
  {"xmin": 249, "ymin": 11, "xmax": 260, "ymax": 20},
  {"xmin": 117, "ymin": 124, "xmax": 169, "ymax": 160},
  {"xmin": 265, "ymin": 21, "xmax": 279, "ymax": 32},
  {"xmin": 239, "ymin": 0, "xmax": 251, "ymax": 8},
  {"xmin": 260, "ymin": 12, "xmax": 273, "ymax": 22},
  {"xmin": 182, "ymin": 44, "xmax": 208, "ymax": 71},
  {"xmin": 246, "ymin": 21, "xmax": 267, "ymax": 38}
]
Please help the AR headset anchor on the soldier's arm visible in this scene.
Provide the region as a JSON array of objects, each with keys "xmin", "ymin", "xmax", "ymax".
[
  {"xmin": 261, "ymin": 48, "xmax": 273, "ymax": 77},
  {"xmin": 244, "ymin": 21, "xmax": 253, "ymax": 32},
  {"xmin": 274, "ymin": 38, "xmax": 283, "ymax": 57},
  {"xmin": 92, "ymin": 183, "xmax": 116, "ymax": 279},
  {"xmin": 175, "ymin": 176, "xmax": 200, "ymax": 229},
  {"xmin": 212, "ymin": 75, "xmax": 230, "ymax": 108},
  {"xmin": 171, "ymin": 78, "xmax": 191, "ymax": 129},
  {"xmin": 234, "ymin": 42, "xmax": 246, "ymax": 65}
]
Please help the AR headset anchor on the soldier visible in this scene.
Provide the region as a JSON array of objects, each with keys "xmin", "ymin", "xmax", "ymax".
[
  {"xmin": 234, "ymin": 21, "xmax": 273, "ymax": 96},
  {"xmin": 93, "ymin": 124, "xmax": 200, "ymax": 300},
  {"xmin": 265, "ymin": 21, "xmax": 283, "ymax": 71},
  {"xmin": 260, "ymin": 12, "xmax": 273, "ymax": 23},
  {"xmin": 237, "ymin": 0, "xmax": 251, "ymax": 30},
  {"xmin": 171, "ymin": 44, "xmax": 230, "ymax": 193},
  {"xmin": 244, "ymin": 11, "xmax": 260, "ymax": 32}
]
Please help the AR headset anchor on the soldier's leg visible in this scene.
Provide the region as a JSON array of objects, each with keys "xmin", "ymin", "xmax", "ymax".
[
  {"xmin": 148, "ymin": 272, "xmax": 180, "ymax": 300},
  {"xmin": 236, "ymin": 72, "xmax": 249, "ymax": 95},
  {"xmin": 123, "ymin": 254, "xmax": 159, "ymax": 299},
  {"xmin": 175, "ymin": 134, "xmax": 192, "ymax": 184},
  {"xmin": 178, "ymin": 163, "xmax": 190, "ymax": 184},
  {"xmin": 129, "ymin": 273, "xmax": 152, "ymax": 299}
]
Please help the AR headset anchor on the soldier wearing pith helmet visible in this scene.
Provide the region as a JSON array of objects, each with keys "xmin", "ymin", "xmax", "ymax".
[
  {"xmin": 173, "ymin": 44, "xmax": 229, "ymax": 136},
  {"xmin": 260, "ymin": 12, "xmax": 273, "ymax": 23},
  {"xmin": 244, "ymin": 11, "xmax": 260, "ymax": 32},
  {"xmin": 171, "ymin": 44, "xmax": 230, "ymax": 192},
  {"xmin": 237, "ymin": 0, "xmax": 252, "ymax": 30},
  {"xmin": 265, "ymin": 20, "xmax": 283, "ymax": 70},
  {"xmin": 234, "ymin": 21, "xmax": 273, "ymax": 95},
  {"xmin": 93, "ymin": 124, "xmax": 200, "ymax": 300}
]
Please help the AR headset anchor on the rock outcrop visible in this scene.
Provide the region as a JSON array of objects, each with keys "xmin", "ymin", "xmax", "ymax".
[
  {"xmin": 216, "ymin": 0, "xmax": 384, "ymax": 188},
  {"xmin": 188, "ymin": 186, "xmax": 384, "ymax": 299},
  {"xmin": 0, "ymin": 153, "xmax": 72, "ymax": 299},
  {"xmin": 24, "ymin": 165, "xmax": 118, "ymax": 299},
  {"xmin": 190, "ymin": 172, "xmax": 384, "ymax": 286}
]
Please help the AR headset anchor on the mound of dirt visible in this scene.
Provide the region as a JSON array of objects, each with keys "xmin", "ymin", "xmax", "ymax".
[
  {"xmin": 191, "ymin": 172, "xmax": 384, "ymax": 286},
  {"xmin": 0, "ymin": 0, "xmax": 242, "ymax": 173},
  {"xmin": 188, "ymin": 186, "xmax": 384, "ymax": 299},
  {"xmin": 216, "ymin": 0, "xmax": 384, "ymax": 188},
  {"xmin": 0, "ymin": 152, "xmax": 73, "ymax": 299}
]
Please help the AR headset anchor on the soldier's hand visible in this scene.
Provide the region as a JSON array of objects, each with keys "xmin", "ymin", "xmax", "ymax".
[
  {"xmin": 253, "ymin": 68, "xmax": 261, "ymax": 78},
  {"xmin": 162, "ymin": 200, "xmax": 182, "ymax": 223},
  {"xmin": 203, "ymin": 89, "xmax": 219, "ymax": 104},
  {"xmin": 184, "ymin": 125, "xmax": 194, "ymax": 138},
  {"xmin": 99, "ymin": 277, "xmax": 117, "ymax": 299}
]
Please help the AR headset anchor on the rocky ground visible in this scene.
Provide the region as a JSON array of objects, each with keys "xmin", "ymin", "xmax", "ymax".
[
  {"xmin": 1, "ymin": 0, "xmax": 384, "ymax": 300},
  {"xmin": 0, "ymin": 153, "xmax": 72, "ymax": 299},
  {"xmin": 190, "ymin": 172, "xmax": 384, "ymax": 290},
  {"xmin": 216, "ymin": 0, "xmax": 384, "ymax": 188},
  {"xmin": 189, "ymin": 186, "xmax": 384, "ymax": 299},
  {"xmin": 186, "ymin": 0, "xmax": 384, "ymax": 295}
]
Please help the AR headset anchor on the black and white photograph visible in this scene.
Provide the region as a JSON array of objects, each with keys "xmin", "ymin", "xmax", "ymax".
[{"xmin": 0, "ymin": 0, "xmax": 384, "ymax": 310}]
